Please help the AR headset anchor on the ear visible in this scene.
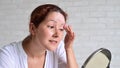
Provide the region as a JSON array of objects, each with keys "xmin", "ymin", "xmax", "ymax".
[{"xmin": 29, "ymin": 23, "xmax": 36, "ymax": 36}]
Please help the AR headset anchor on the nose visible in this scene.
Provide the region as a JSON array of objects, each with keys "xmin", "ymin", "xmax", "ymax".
[{"xmin": 52, "ymin": 28, "xmax": 59, "ymax": 38}]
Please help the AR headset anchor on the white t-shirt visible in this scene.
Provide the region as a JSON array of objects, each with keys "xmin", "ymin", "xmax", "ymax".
[{"xmin": 0, "ymin": 41, "xmax": 67, "ymax": 68}]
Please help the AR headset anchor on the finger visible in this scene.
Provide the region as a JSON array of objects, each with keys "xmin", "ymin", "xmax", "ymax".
[
  {"xmin": 68, "ymin": 25, "xmax": 73, "ymax": 33},
  {"xmin": 65, "ymin": 24, "xmax": 72, "ymax": 32},
  {"xmin": 68, "ymin": 26, "xmax": 75, "ymax": 39},
  {"xmin": 64, "ymin": 24, "xmax": 68, "ymax": 30},
  {"xmin": 64, "ymin": 24, "xmax": 70, "ymax": 33},
  {"xmin": 68, "ymin": 25, "xmax": 74, "ymax": 35},
  {"xmin": 72, "ymin": 32, "xmax": 75, "ymax": 40},
  {"xmin": 64, "ymin": 24, "xmax": 74, "ymax": 38}
]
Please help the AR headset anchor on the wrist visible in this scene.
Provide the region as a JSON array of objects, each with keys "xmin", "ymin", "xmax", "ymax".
[{"xmin": 65, "ymin": 47, "xmax": 73, "ymax": 51}]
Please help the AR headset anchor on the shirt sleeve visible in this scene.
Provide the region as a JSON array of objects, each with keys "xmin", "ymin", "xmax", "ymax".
[
  {"xmin": 55, "ymin": 41, "xmax": 67, "ymax": 68},
  {"xmin": 0, "ymin": 46, "xmax": 15, "ymax": 68}
]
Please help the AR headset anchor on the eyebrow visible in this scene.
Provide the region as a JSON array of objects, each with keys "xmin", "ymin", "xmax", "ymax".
[
  {"xmin": 49, "ymin": 20, "xmax": 57, "ymax": 23},
  {"xmin": 49, "ymin": 20, "xmax": 65, "ymax": 26}
]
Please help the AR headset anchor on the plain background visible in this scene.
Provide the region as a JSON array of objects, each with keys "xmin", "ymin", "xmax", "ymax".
[{"xmin": 0, "ymin": 0, "xmax": 120, "ymax": 68}]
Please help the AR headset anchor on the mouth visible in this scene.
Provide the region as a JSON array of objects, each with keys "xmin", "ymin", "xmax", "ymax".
[{"xmin": 49, "ymin": 40, "xmax": 58, "ymax": 44}]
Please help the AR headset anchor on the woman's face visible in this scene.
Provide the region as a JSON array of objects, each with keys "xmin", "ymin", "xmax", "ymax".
[{"xmin": 31, "ymin": 12, "xmax": 66, "ymax": 51}]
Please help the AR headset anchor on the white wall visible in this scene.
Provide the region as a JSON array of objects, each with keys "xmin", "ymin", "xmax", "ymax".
[{"xmin": 0, "ymin": 0, "xmax": 120, "ymax": 68}]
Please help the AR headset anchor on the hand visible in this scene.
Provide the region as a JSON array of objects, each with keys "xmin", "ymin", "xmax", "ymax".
[{"xmin": 64, "ymin": 24, "xmax": 75, "ymax": 50}]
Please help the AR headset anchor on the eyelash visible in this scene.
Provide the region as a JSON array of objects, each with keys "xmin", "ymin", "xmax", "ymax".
[
  {"xmin": 47, "ymin": 25, "xmax": 54, "ymax": 29},
  {"xmin": 60, "ymin": 29, "xmax": 64, "ymax": 31},
  {"xmin": 47, "ymin": 25, "xmax": 64, "ymax": 31}
]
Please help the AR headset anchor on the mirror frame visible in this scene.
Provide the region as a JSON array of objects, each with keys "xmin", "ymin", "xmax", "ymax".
[{"xmin": 82, "ymin": 48, "xmax": 111, "ymax": 68}]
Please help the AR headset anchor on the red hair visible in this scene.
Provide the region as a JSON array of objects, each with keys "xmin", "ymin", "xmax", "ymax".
[{"xmin": 30, "ymin": 4, "xmax": 67, "ymax": 28}]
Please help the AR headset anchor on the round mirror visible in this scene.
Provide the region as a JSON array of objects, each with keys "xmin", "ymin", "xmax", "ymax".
[{"xmin": 82, "ymin": 48, "xmax": 111, "ymax": 68}]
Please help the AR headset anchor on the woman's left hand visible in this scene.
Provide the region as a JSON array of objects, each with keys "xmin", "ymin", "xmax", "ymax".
[{"xmin": 64, "ymin": 24, "xmax": 75, "ymax": 50}]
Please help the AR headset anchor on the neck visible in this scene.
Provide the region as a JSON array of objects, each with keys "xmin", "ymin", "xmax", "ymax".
[{"xmin": 22, "ymin": 36, "xmax": 46, "ymax": 58}]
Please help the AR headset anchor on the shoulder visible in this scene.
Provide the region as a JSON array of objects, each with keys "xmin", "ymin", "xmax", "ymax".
[
  {"xmin": 0, "ymin": 41, "xmax": 22, "ymax": 61},
  {"xmin": 0, "ymin": 42, "xmax": 20, "ymax": 54},
  {"xmin": 0, "ymin": 42, "xmax": 21, "ymax": 67}
]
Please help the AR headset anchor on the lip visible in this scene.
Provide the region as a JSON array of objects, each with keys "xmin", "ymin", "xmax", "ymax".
[{"xmin": 49, "ymin": 40, "xmax": 58, "ymax": 44}]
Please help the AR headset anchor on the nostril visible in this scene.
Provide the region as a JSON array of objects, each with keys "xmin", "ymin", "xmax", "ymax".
[
  {"xmin": 53, "ymin": 34, "xmax": 58, "ymax": 38},
  {"xmin": 53, "ymin": 29, "xmax": 59, "ymax": 38},
  {"xmin": 53, "ymin": 32, "xmax": 59, "ymax": 38}
]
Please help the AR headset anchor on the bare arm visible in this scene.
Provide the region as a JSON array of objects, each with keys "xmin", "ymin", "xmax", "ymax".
[{"xmin": 64, "ymin": 24, "xmax": 78, "ymax": 68}]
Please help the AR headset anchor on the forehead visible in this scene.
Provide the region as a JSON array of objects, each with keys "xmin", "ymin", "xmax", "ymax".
[{"xmin": 44, "ymin": 12, "xmax": 66, "ymax": 24}]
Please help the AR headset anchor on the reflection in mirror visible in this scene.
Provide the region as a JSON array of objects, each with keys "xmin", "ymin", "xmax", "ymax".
[{"xmin": 82, "ymin": 48, "xmax": 111, "ymax": 68}]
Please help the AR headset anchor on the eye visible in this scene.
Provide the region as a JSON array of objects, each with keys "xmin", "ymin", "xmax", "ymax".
[
  {"xmin": 47, "ymin": 25, "xmax": 54, "ymax": 29},
  {"xmin": 59, "ymin": 29, "xmax": 64, "ymax": 31}
]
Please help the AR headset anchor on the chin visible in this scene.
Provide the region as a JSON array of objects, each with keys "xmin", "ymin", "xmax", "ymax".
[{"xmin": 47, "ymin": 46, "xmax": 58, "ymax": 51}]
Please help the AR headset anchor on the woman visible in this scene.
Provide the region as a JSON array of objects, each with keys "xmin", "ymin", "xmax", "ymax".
[{"xmin": 0, "ymin": 4, "xmax": 78, "ymax": 68}]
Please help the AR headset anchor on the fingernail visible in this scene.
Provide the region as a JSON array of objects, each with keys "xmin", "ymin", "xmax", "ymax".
[{"xmin": 64, "ymin": 24, "xmax": 67, "ymax": 28}]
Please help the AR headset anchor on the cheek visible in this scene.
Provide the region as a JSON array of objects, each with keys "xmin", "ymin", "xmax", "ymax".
[
  {"xmin": 59, "ymin": 32, "xmax": 64, "ymax": 39},
  {"xmin": 43, "ymin": 29, "xmax": 54, "ymax": 37}
]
